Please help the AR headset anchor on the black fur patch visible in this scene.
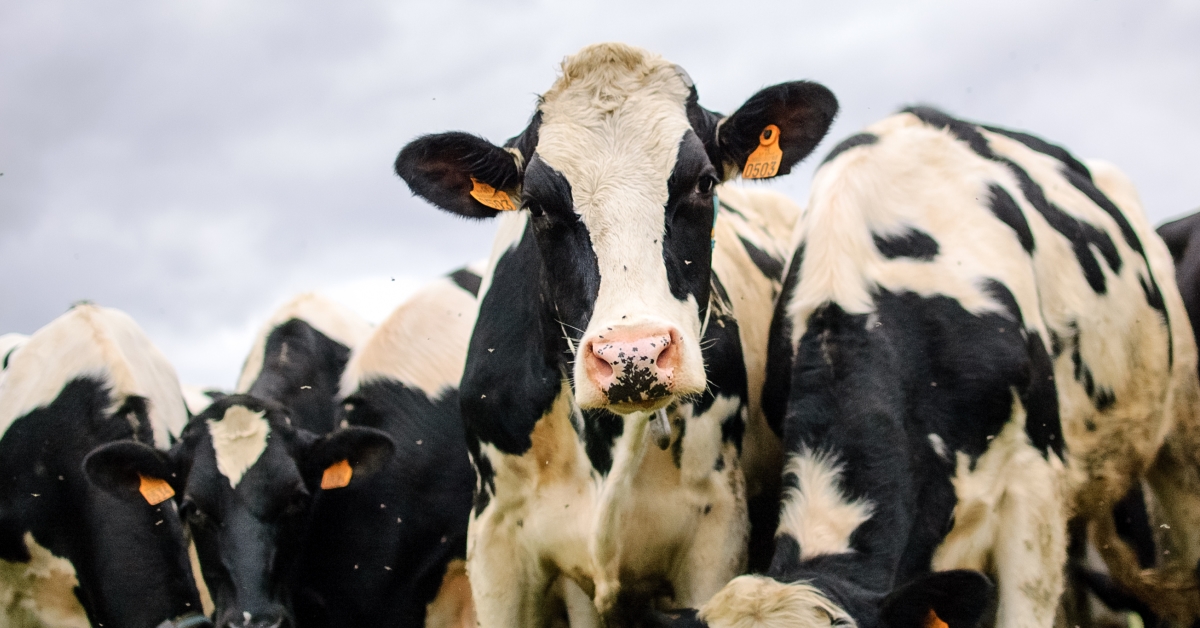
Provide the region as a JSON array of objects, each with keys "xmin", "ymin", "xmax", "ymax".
[
  {"xmin": 873, "ymin": 229, "xmax": 939, "ymax": 261},
  {"xmin": 763, "ymin": 244, "xmax": 803, "ymax": 437},
  {"xmin": 583, "ymin": 409, "xmax": 624, "ymax": 477},
  {"xmin": 247, "ymin": 318, "xmax": 353, "ymax": 434},
  {"xmin": 460, "ymin": 226, "xmax": 563, "ymax": 456},
  {"xmin": 987, "ymin": 184, "xmax": 1035, "ymax": 253},
  {"xmin": 738, "ymin": 235, "xmax": 784, "ymax": 282},
  {"xmin": 821, "ymin": 133, "xmax": 879, "ymax": 166},
  {"xmin": 448, "ymin": 268, "xmax": 482, "ymax": 297}
]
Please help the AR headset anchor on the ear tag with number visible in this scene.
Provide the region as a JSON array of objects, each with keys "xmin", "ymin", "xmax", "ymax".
[
  {"xmin": 742, "ymin": 124, "xmax": 782, "ymax": 179},
  {"xmin": 924, "ymin": 609, "xmax": 949, "ymax": 628},
  {"xmin": 469, "ymin": 178, "xmax": 515, "ymax": 211},
  {"xmin": 138, "ymin": 474, "xmax": 175, "ymax": 506},
  {"xmin": 321, "ymin": 459, "xmax": 352, "ymax": 490}
]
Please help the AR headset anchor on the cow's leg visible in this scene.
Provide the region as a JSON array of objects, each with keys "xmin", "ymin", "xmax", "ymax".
[
  {"xmin": 933, "ymin": 419, "xmax": 1067, "ymax": 628},
  {"xmin": 467, "ymin": 514, "xmax": 554, "ymax": 628}
]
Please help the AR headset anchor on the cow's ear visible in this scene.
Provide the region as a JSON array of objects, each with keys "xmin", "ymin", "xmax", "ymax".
[
  {"xmin": 84, "ymin": 440, "xmax": 178, "ymax": 504},
  {"xmin": 395, "ymin": 132, "xmax": 523, "ymax": 219},
  {"xmin": 880, "ymin": 570, "xmax": 994, "ymax": 628},
  {"xmin": 713, "ymin": 81, "xmax": 838, "ymax": 181},
  {"xmin": 1156, "ymin": 213, "xmax": 1200, "ymax": 264},
  {"xmin": 303, "ymin": 426, "xmax": 394, "ymax": 490}
]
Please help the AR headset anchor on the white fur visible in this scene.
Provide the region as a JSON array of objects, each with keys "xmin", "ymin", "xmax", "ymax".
[
  {"xmin": 235, "ymin": 292, "xmax": 373, "ymax": 393},
  {"xmin": 0, "ymin": 333, "xmax": 27, "ymax": 367},
  {"xmin": 533, "ymin": 43, "xmax": 708, "ymax": 409},
  {"xmin": 699, "ymin": 575, "xmax": 853, "ymax": 628},
  {"xmin": 0, "ymin": 304, "xmax": 186, "ymax": 448},
  {"xmin": 340, "ymin": 275, "xmax": 478, "ymax": 400},
  {"xmin": 207, "ymin": 405, "xmax": 270, "ymax": 488},
  {"xmin": 776, "ymin": 449, "xmax": 874, "ymax": 559},
  {"xmin": 0, "ymin": 533, "xmax": 89, "ymax": 628}
]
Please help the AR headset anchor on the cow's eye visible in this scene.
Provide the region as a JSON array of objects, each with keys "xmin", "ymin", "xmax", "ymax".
[{"xmin": 696, "ymin": 175, "xmax": 717, "ymax": 195}]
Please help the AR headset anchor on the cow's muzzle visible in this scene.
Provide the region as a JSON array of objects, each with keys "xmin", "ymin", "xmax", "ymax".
[{"xmin": 583, "ymin": 325, "xmax": 680, "ymax": 409}]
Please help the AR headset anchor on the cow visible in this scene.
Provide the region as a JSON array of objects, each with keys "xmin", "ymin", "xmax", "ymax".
[
  {"xmin": 183, "ymin": 384, "xmax": 229, "ymax": 417},
  {"xmin": 235, "ymin": 293, "xmax": 373, "ymax": 434},
  {"xmin": 294, "ymin": 266, "xmax": 482, "ymax": 628},
  {"xmin": 690, "ymin": 108, "xmax": 1200, "ymax": 628},
  {"xmin": 394, "ymin": 42, "xmax": 835, "ymax": 626},
  {"xmin": 0, "ymin": 303, "xmax": 211, "ymax": 628}
]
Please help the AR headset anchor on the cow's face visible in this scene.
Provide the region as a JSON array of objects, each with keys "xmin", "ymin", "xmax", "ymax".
[
  {"xmin": 158, "ymin": 395, "xmax": 391, "ymax": 628},
  {"xmin": 396, "ymin": 43, "xmax": 836, "ymax": 413}
]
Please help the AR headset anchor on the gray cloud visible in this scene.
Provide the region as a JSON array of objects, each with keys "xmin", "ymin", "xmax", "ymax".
[{"xmin": 1, "ymin": 0, "xmax": 1197, "ymax": 386}]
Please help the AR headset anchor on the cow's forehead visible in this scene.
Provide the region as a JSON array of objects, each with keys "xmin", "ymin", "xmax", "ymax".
[{"xmin": 534, "ymin": 45, "xmax": 695, "ymax": 213}]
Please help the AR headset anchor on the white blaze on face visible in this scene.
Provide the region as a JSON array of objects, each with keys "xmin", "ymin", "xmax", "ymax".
[
  {"xmin": 208, "ymin": 406, "xmax": 270, "ymax": 488},
  {"xmin": 535, "ymin": 43, "xmax": 708, "ymax": 408},
  {"xmin": 777, "ymin": 449, "xmax": 874, "ymax": 559}
]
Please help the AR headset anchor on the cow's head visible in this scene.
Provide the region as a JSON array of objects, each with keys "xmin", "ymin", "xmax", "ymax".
[
  {"xmin": 0, "ymin": 379, "xmax": 210, "ymax": 628},
  {"xmin": 396, "ymin": 43, "xmax": 835, "ymax": 413},
  {"xmin": 96, "ymin": 395, "xmax": 393, "ymax": 628}
]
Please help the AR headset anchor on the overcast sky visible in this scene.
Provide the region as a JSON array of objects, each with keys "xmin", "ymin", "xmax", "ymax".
[{"xmin": 2, "ymin": 1, "xmax": 1198, "ymax": 388}]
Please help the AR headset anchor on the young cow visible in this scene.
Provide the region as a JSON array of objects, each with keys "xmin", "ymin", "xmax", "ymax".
[
  {"xmin": 294, "ymin": 267, "xmax": 482, "ymax": 628},
  {"xmin": 696, "ymin": 109, "xmax": 1200, "ymax": 628},
  {"xmin": 395, "ymin": 42, "xmax": 833, "ymax": 625},
  {"xmin": 0, "ymin": 304, "xmax": 209, "ymax": 628},
  {"xmin": 236, "ymin": 293, "xmax": 373, "ymax": 434}
]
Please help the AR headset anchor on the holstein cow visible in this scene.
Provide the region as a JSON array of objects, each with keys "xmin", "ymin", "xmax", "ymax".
[
  {"xmin": 394, "ymin": 42, "xmax": 834, "ymax": 625},
  {"xmin": 294, "ymin": 267, "xmax": 482, "ymax": 628},
  {"xmin": 0, "ymin": 304, "xmax": 210, "ymax": 628},
  {"xmin": 236, "ymin": 293, "xmax": 373, "ymax": 434},
  {"xmin": 692, "ymin": 109, "xmax": 1200, "ymax": 628}
]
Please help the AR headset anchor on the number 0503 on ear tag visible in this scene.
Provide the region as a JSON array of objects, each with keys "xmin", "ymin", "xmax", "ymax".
[
  {"xmin": 321, "ymin": 459, "xmax": 352, "ymax": 490},
  {"xmin": 138, "ymin": 474, "xmax": 175, "ymax": 506},
  {"xmin": 469, "ymin": 178, "xmax": 515, "ymax": 211},
  {"xmin": 742, "ymin": 124, "xmax": 782, "ymax": 180}
]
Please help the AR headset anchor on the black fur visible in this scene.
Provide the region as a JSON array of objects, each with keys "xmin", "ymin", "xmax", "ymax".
[
  {"xmin": 449, "ymin": 268, "xmax": 482, "ymax": 297},
  {"xmin": 873, "ymin": 229, "xmax": 939, "ymax": 261},
  {"xmin": 0, "ymin": 377, "xmax": 204, "ymax": 627},
  {"xmin": 821, "ymin": 133, "xmax": 879, "ymax": 166},
  {"xmin": 987, "ymin": 184, "xmax": 1035, "ymax": 253},
  {"xmin": 738, "ymin": 235, "xmax": 785, "ymax": 282},
  {"xmin": 247, "ymin": 318, "xmax": 355, "ymax": 434}
]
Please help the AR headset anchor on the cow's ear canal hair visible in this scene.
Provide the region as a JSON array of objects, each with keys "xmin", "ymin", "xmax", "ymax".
[
  {"xmin": 880, "ymin": 569, "xmax": 995, "ymax": 628},
  {"xmin": 394, "ymin": 131, "xmax": 523, "ymax": 219},
  {"xmin": 714, "ymin": 81, "xmax": 839, "ymax": 180},
  {"xmin": 83, "ymin": 440, "xmax": 176, "ymax": 499},
  {"xmin": 304, "ymin": 426, "xmax": 395, "ymax": 488}
]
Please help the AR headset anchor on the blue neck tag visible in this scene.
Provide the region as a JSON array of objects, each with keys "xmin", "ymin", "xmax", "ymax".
[{"xmin": 711, "ymin": 193, "xmax": 719, "ymax": 251}]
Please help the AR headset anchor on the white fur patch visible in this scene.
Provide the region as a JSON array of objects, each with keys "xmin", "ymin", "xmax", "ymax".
[
  {"xmin": 0, "ymin": 304, "xmax": 186, "ymax": 447},
  {"xmin": 340, "ymin": 275, "xmax": 478, "ymax": 399},
  {"xmin": 0, "ymin": 333, "xmax": 27, "ymax": 367},
  {"xmin": 533, "ymin": 43, "xmax": 708, "ymax": 407},
  {"xmin": 0, "ymin": 532, "xmax": 88, "ymax": 628},
  {"xmin": 777, "ymin": 449, "xmax": 874, "ymax": 559},
  {"xmin": 236, "ymin": 292, "xmax": 373, "ymax": 393},
  {"xmin": 207, "ymin": 405, "xmax": 271, "ymax": 488},
  {"xmin": 699, "ymin": 574, "xmax": 853, "ymax": 628}
]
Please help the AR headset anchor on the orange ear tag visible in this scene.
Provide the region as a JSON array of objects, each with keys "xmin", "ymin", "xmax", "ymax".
[
  {"xmin": 321, "ymin": 459, "xmax": 353, "ymax": 490},
  {"xmin": 138, "ymin": 474, "xmax": 175, "ymax": 506},
  {"xmin": 742, "ymin": 124, "xmax": 783, "ymax": 179},
  {"xmin": 924, "ymin": 609, "xmax": 949, "ymax": 628},
  {"xmin": 469, "ymin": 178, "xmax": 515, "ymax": 211}
]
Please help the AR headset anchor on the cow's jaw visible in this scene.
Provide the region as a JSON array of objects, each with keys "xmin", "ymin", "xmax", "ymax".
[{"xmin": 535, "ymin": 48, "xmax": 710, "ymax": 413}]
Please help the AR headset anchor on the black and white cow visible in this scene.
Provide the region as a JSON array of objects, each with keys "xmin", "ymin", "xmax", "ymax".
[
  {"xmin": 395, "ymin": 42, "xmax": 835, "ymax": 625},
  {"xmin": 294, "ymin": 267, "xmax": 482, "ymax": 628},
  {"xmin": 0, "ymin": 304, "xmax": 210, "ymax": 628},
  {"xmin": 235, "ymin": 293, "xmax": 373, "ymax": 434},
  {"xmin": 693, "ymin": 109, "xmax": 1200, "ymax": 628}
]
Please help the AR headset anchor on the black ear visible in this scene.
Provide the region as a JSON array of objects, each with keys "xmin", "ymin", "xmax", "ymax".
[
  {"xmin": 395, "ymin": 132, "xmax": 523, "ymax": 219},
  {"xmin": 714, "ymin": 81, "xmax": 838, "ymax": 180},
  {"xmin": 84, "ymin": 440, "xmax": 176, "ymax": 499},
  {"xmin": 304, "ymin": 426, "xmax": 395, "ymax": 489},
  {"xmin": 880, "ymin": 570, "xmax": 995, "ymax": 628}
]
